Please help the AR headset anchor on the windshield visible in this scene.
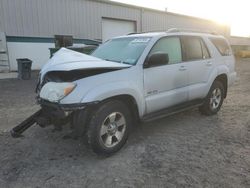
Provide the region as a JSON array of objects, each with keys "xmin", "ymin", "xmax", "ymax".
[{"xmin": 92, "ymin": 37, "xmax": 151, "ymax": 65}]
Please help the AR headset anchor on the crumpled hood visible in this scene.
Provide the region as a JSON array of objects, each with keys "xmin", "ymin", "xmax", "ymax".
[{"xmin": 40, "ymin": 48, "xmax": 131, "ymax": 77}]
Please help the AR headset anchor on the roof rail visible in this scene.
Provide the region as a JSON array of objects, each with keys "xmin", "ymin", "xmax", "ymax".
[
  {"xmin": 166, "ymin": 28, "xmax": 218, "ymax": 35},
  {"xmin": 127, "ymin": 30, "xmax": 164, "ymax": 35},
  {"xmin": 127, "ymin": 32, "xmax": 139, "ymax": 35}
]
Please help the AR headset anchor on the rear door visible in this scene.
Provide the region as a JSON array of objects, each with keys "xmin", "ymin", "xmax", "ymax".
[
  {"xmin": 143, "ymin": 36, "xmax": 189, "ymax": 114},
  {"xmin": 181, "ymin": 36, "xmax": 214, "ymax": 100}
]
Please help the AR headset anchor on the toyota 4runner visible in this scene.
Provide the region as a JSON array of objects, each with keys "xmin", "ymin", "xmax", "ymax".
[{"xmin": 34, "ymin": 29, "xmax": 237, "ymax": 155}]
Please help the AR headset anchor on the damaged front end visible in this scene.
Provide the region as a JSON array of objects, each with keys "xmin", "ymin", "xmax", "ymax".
[
  {"xmin": 35, "ymin": 68, "xmax": 125, "ymax": 135},
  {"xmin": 11, "ymin": 48, "xmax": 130, "ymax": 138},
  {"xmin": 35, "ymin": 98, "xmax": 97, "ymax": 137}
]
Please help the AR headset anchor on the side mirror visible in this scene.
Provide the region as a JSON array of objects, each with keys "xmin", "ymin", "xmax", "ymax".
[{"xmin": 144, "ymin": 52, "xmax": 169, "ymax": 68}]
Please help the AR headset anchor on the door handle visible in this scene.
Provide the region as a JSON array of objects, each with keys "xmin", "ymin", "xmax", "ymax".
[
  {"xmin": 206, "ymin": 61, "xmax": 212, "ymax": 66},
  {"xmin": 179, "ymin": 65, "xmax": 187, "ymax": 71}
]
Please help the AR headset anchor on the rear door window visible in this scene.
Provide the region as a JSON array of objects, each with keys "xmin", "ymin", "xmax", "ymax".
[
  {"xmin": 210, "ymin": 38, "xmax": 232, "ymax": 56},
  {"xmin": 182, "ymin": 36, "xmax": 203, "ymax": 61}
]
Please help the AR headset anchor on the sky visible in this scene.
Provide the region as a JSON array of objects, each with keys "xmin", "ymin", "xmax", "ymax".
[{"xmin": 111, "ymin": 0, "xmax": 250, "ymax": 37}]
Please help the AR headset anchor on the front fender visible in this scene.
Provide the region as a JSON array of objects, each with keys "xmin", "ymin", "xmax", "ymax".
[{"xmin": 81, "ymin": 81, "xmax": 145, "ymax": 117}]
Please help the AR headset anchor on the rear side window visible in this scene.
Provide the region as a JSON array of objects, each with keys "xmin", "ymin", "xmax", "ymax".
[
  {"xmin": 182, "ymin": 36, "xmax": 210, "ymax": 61},
  {"xmin": 210, "ymin": 38, "xmax": 231, "ymax": 56},
  {"xmin": 149, "ymin": 37, "xmax": 182, "ymax": 64}
]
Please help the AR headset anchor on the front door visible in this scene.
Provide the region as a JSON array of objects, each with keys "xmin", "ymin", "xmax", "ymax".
[{"xmin": 144, "ymin": 36, "xmax": 189, "ymax": 114}]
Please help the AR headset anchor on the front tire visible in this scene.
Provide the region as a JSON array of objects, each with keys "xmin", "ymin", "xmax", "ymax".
[
  {"xmin": 87, "ymin": 100, "xmax": 132, "ymax": 155},
  {"xmin": 199, "ymin": 80, "xmax": 225, "ymax": 115}
]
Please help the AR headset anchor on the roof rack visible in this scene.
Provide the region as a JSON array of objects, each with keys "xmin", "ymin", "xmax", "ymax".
[
  {"xmin": 127, "ymin": 30, "xmax": 164, "ymax": 35},
  {"xmin": 127, "ymin": 32, "xmax": 139, "ymax": 35},
  {"xmin": 166, "ymin": 28, "xmax": 218, "ymax": 35}
]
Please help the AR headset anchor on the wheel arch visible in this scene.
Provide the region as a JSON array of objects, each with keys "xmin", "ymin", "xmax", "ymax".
[
  {"xmin": 100, "ymin": 94, "xmax": 140, "ymax": 123},
  {"xmin": 214, "ymin": 74, "xmax": 228, "ymax": 98}
]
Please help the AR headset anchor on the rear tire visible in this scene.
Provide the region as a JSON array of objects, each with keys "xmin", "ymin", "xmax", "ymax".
[
  {"xmin": 199, "ymin": 80, "xmax": 225, "ymax": 115},
  {"xmin": 87, "ymin": 100, "xmax": 132, "ymax": 155}
]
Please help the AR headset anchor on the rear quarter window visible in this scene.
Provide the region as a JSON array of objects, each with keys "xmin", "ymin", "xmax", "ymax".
[{"xmin": 210, "ymin": 38, "xmax": 232, "ymax": 56}]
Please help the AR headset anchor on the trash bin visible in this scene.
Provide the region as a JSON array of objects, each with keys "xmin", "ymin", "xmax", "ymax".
[{"xmin": 16, "ymin": 58, "xmax": 32, "ymax": 80}]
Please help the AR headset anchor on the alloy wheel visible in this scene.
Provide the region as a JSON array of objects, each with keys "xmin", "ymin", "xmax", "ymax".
[
  {"xmin": 99, "ymin": 112, "xmax": 126, "ymax": 148},
  {"xmin": 210, "ymin": 88, "xmax": 222, "ymax": 110}
]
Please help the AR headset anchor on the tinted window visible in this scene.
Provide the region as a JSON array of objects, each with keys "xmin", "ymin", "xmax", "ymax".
[
  {"xmin": 210, "ymin": 38, "xmax": 231, "ymax": 56},
  {"xmin": 182, "ymin": 36, "xmax": 203, "ymax": 61},
  {"xmin": 149, "ymin": 37, "xmax": 182, "ymax": 64}
]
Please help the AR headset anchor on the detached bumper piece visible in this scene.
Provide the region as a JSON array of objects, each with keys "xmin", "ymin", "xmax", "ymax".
[
  {"xmin": 11, "ymin": 109, "xmax": 42, "ymax": 138},
  {"xmin": 11, "ymin": 99, "xmax": 99, "ymax": 138},
  {"xmin": 10, "ymin": 107, "xmax": 70, "ymax": 138}
]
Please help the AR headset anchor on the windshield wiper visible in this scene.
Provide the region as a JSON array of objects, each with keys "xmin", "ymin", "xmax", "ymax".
[
  {"xmin": 104, "ymin": 59, "xmax": 120, "ymax": 63},
  {"xmin": 120, "ymin": 61, "xmax": 132, "ymax": 65},
  {"xmin": 104, "ymin": 59, "xmax": 132, "ymax": 65}
]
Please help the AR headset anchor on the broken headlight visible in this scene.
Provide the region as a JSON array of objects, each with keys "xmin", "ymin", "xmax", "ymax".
[{"xmin": 39, "ymin": 82, "xmax": 76, "ymax": 102}]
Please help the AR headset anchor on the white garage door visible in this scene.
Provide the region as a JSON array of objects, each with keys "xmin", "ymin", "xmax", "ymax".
[{"xmin": 102, "ymin": 18, "xmax": 136, "ymax": 42}]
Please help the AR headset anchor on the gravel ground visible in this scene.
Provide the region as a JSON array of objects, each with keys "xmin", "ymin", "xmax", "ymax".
[{"xmin": 0, "ymin": 59, "xmax": 250, "ymax": 188}]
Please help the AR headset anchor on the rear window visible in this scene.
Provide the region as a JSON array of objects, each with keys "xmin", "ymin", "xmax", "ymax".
[{"xmin": 210, "ymin": 38, "xmax": 232, "ymax": 56}]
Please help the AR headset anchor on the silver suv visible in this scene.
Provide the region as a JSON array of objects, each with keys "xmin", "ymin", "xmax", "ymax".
[{"xmin": 36, "ymin": 30, "xmax": 236, "ymax": 155}]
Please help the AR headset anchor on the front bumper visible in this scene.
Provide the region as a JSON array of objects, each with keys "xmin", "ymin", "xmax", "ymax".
[{"xmin": 37, "ymin": 98, "xmax": 99, "ymax": 119}]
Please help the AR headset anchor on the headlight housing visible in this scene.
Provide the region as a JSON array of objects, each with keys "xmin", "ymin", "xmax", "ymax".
[{"xmin": 39, "ymin": 82, "xmax": 76, "ymax": 102}]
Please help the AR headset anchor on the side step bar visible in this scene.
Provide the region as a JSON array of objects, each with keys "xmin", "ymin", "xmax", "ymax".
[
  {"xmin": 142, "ymin": 100, "xmax": 203, "ymax": 122},
  {"xmin": 10, "ymin": 109, "xmax": 42, "ymax": 138}
]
